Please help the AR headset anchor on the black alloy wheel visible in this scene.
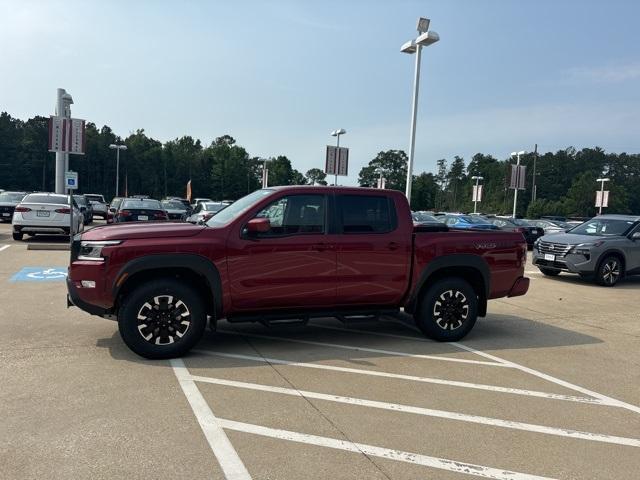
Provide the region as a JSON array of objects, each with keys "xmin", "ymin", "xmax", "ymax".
[
  {"xmin": 415, "ymin": 278, "xmax": 478, "ymax": 341},
  {"xmin": 118, "ymin": 279, "xmax": 206, "ymax": 359}
]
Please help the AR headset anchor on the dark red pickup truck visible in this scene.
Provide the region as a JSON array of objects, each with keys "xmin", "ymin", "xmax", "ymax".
[{"xmin": 67, "ymin": 186, "xmax": 529, "ymax": 359}]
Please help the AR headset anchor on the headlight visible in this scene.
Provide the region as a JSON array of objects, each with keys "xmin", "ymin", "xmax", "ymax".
[
  {"xmin": 533, "ymin": 238, "xmax": 540, "ymax": 250},
  {"xmin": 78, "ymin": 240, "xmax": 121, "ymax": 261},
  {"xmin": 570, "ymin": 241, "xmax": 603, "ymax": 255}
]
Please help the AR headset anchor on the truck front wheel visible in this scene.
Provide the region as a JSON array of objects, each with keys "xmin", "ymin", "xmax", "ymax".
[
  {"xmin": 415, "ymin": 278, "xmax": 478, "ymax": 342},
  {"xmin": 118, "ymin": 279, "xmax": 206, "ymax": 359}
]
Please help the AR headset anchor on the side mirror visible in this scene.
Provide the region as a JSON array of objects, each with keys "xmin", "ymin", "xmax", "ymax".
[
  {"xmin": 631, "ymin": 232, "xmax": 640, "ymax": 241},
  {"xmin": 246, "ymin": 218, "xmax": 271, "ymax": 235}
]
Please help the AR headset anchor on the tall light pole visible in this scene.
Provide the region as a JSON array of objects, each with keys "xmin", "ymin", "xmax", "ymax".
[
  {"xmin": 109, "ymin": 144, "xmax": 127, "ymax": 197},
  {"xmin": 471, "ymin": 175, "xmax": 483, "ymax": 214},
  {"xmin": 596, "ymin": 178, "xmax": 610, "ymax": 215},
  {"xmin": 330, "ymin": 128, "xmax": 346, "ymax": 186},
  {"xmin": 262, "ymin": 159, "xmax": 269, "ymax": 188},
  {"xmin": 400, "ymin": 17, "xmax": 440, "ymax": 204},
  {"xmin": 55, "ymin": 88, "xmax": 74, "ymax": 194},
  {"xmin": 511, "ymin": 150, "xmax": 525, "ymax": 218}
]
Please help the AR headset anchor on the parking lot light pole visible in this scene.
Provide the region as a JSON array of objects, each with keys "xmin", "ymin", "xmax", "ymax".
[
  {"xmin": 330, "ymin": 129, "xmax": 346, "ymax": 186},
  {"xmin": 401, "ymin": 17, "xmax": 440, "ymax": 204},
  {"xmin": 109, "ymin": 144, "xmax": 127, "ymax": 197},
  {"xmin": 262, "ymin": 159, "xmax": 269, "ymax": 188},
  {"xmin": 596, "ymin": 178, "xmax": 610, "ymax": 215},
  {"xmin": 55, "ymin": 88, "xmax": 74, "ymax": 194},
  {"xmin": 471, "ymin": 175, "xmax": 483, "ymax": 214},
  {"xmin": 511, "ymin": 151, "xmax": 525, "ymax": 218}
]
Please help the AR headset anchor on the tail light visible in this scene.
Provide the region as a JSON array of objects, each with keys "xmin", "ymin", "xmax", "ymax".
[
  {"xmin": 55, "ymin": 208, "xmax": 71, "ymax": 214},
  {"xmin": 14, "ymin": 206, "xmax": 31, "ymax": 212},
  {"xmin": 118, "ymin": 210, "xmax": 132, "ymax": 217},
  {"xmin": 154, "ymin": 211, "xmax": 168, "ymax": 219}
]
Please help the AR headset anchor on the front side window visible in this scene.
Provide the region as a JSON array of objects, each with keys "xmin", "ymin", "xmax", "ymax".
[
  {"xmin": 253, "ymin": 194, "xmax": 325, "ymax": 236},
  {"xmin": 338, "ymin": 195, "xmax": 395, "ymax": 234}
]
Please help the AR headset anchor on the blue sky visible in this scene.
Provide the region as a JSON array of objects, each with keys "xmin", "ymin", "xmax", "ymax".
[{"xmin": 1, "ymin": 0, "xmax": 639, "ymax": 184}]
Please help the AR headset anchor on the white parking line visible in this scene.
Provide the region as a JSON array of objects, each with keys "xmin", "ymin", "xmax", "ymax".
[
  {"xmin": 218, "ymin": 418, "xmax": 557, "ymax": 480},
  {"xmin": 315, "ymin": 323, "xmax": 640, "ymax": 415},
  {"xmin": 193, "ymin": 350, "xmax": 603, "ymax": 405},
  {"xmin": 219, "ymin": 329, "xmax": 508, "ymax": 367},
  {"xmin": 0, "ymin": 245, "xmax": 10, "ymax": 252},
  {"xmin": 451, "ymin": 342, "xmax": 640, "ymax": 415},
  {"xmin": 190, "ymin": 374, "xmax": 640, "ymax": 447},
  {"xmin": 171, "ymin": 359, "xmax": 252, "ymax": 480}
]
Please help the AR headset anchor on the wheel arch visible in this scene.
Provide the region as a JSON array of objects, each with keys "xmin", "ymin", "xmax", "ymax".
[
  {"xmin": 405, "ymin": 254, "xmax": 490, "ymax": 317},
  {"xmin": 596, "ymin": 249, "xmax": 626, "ymax": 275},
  {"xmin": 113, "ymin": 254, "xmax": 222, "ymax": 319}
]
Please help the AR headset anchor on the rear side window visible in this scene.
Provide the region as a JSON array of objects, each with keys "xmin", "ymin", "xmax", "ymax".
[{"xmin": 338, "ymin": 195, "xmax": 396, "ymax": 233}]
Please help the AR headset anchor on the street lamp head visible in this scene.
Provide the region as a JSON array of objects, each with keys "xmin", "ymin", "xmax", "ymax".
[
  {"xmin": 596, "ymin": 178, "xmax": 610, "ymax": 182},
  {"xmin": 400, "ymin": 40, "xmax": 417, "ymax": 54},
  {"xmin": 510, "ymin": 151, "xmax": 526, "ymax": 157},
  {"xmin": 109, "ymin": 144, "xmax": 127, "ymax": 150},
  {"xmin": 416, "ymin": 31, "xmax": 440, "ymax": 47},
  {"xmin": 331, "ymin": 128, "xmax": 346, "ymax": 136},
  {"xmin": 472, "ymin": 176, "xmax": 483, "ymax": 180},
  {"xmin": 417, "ymin": 17, "xmax": 430, "ymax": 33}
]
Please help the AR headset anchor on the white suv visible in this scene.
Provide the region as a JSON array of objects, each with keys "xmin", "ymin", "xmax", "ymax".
[{"xmin": 12, "ymin": 193, "xmax": 83, "ymax": 241}]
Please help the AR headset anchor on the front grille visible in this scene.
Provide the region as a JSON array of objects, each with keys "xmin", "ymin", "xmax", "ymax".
[{"xmin": 537, "ymin": 240, "xmax": 572, "ymax": 257}]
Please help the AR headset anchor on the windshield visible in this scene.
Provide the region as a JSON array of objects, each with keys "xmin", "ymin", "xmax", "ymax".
[
  {"xmin": 412, "ymin": 212, "xmax": 437, "ymax": 222},
  {"xmin": 570, "ymin": 218, "xmax": 636, "ymax": 236},
  {"xmin": 0, "ymin": 192, "xmax": 25, "ymax": 202},
  {"xmin": 73, "ymin": 196, "xmax": 87, "ymax": 206},
  {"xmin": 85, "ymin": 195, "xmax": 104, "ymax": 203},
  {"xmin": 203, "ymin": 203, "xmax": 226, "ymax": 212},
  {"xmin": 122, "ymin": 199, "xmax": 162, "ymax": 210},
  {"xmin": 206, "ymin": 189, "xmax": 274, "ymax": 226}
]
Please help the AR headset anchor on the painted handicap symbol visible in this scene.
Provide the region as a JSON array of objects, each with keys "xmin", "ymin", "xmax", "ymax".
[
  {"xmin": 27, "ymin": 268, "xmax": 67, "ymax": 280},
  {"xmin": 10, "ymin": 266, "xmax": 69, "ymax": 283}
]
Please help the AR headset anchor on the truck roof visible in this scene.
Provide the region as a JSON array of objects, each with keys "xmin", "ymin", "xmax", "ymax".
[{"xmin": 268, "ymin": 185, "xmax": 403, "ymax": 195}]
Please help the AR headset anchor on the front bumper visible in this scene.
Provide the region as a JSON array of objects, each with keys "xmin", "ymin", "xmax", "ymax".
[
  {"xmin": 66, "ymin": 276, "xmax": 109, "ymax": 317},
  {"xmin": 532, "ymin": 249, "xmax": 597, "ymax": 274}
]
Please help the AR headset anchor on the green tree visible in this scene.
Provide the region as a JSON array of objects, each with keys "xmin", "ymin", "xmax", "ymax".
[
  {"xmin": 357, "ymin": 150, "xmax": 408, "ymax": 191},
  {"xmin": 305, "ymin": 168, "xmax": 327, "ymax": 185}
]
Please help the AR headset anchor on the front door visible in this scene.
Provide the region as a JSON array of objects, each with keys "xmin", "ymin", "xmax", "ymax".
[{"xmin": 227, "ymin": 193, "xmax": 336, "ymax": 311}]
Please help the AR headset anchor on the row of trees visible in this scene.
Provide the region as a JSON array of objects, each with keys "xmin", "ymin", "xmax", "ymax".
[
  {"xmin": 0, "ymin": 112, "xmax": 329, "ymax": 201},
  {"xmin": 1, "ymin": 112, "xmax": 639, "ymax": 217},
  {"xmin": 358, "ymin": 148, "xmax": 640, "ymax": 217}
]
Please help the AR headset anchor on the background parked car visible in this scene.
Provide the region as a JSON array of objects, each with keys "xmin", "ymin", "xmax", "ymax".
[
  {"xmin": 488, "ymin": 216, "xmax": 544, "ymax": 248},
  {"xmin": 0, "ymin": 191, "xmax": 27, "ymax": 222},
  {"xmin": 527, "ymin": 218, "xmax": 572, "ymax": 234},
  {"xmin": 411, "ymin": 211, "xmax": 440, "ymax": 226},
  {"xmin": 190, "ymin": 197, "xmax": 213, "ymax": 210},
  {"xmin": 187, "ymin": 201, "xmax": 227, "ymax": 223},
  {"xmin": 84, "ymin": 194, "xmax": 108, "ymax": 219},
  {"xmin": 74, "ymin": 195, "xmax": 93, "ymax": 225},
  {"xmin": 114, "ymin": 198, "xmax": 168, "ymax": 223},
  {"xmin": 439, "ymin": 214, "xmax": 500, "ymax": 230},
  {"xmin": 107, "ymin": 197, "xmax": 125, "ymax": 224},
  {"xmin": 165, "ymin": 197, "xmax": 193, "ymax": 215},
  {"xmin": 12, "ymin": 192, "xmax": 83, "ymax": 240},
  {"xmin": 532, "ymin": 214, "xmax": 640, "ymax": 286},
  {"xmin": 161, "ymin": 200, "xmax": 189, "ymax": 221}
]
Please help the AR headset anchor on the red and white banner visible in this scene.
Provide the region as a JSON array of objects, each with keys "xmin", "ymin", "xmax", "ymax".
[
  {"xmin": 48, "ymin": 116, "xmax": 85, "ymax": 154},
  {"xmin": 472, "ymin": 184, "xmax": 483, "ymax": 202},
  {"xmin": 595, "ymin": 190, "xmax": 609, "ymax": 208}
]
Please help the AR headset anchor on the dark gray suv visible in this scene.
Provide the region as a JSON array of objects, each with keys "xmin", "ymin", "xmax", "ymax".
[{"xmin": 532, "ymin": 215, "xmax": 640, "ymax": 286}]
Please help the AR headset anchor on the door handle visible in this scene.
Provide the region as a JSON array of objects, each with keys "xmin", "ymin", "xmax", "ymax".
[{"xmin": 387, "ymin": 241, "xmax": 400, "ymax": 251}]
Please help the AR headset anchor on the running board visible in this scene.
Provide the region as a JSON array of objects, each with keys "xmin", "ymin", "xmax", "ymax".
[{"xmin": 226, "ymin": 308, "xmax": 400, "ymax": 327}]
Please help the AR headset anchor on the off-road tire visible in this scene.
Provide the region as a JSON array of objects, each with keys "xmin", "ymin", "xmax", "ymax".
[
  {"xmin": 415, "ymin": 278, "xmax": 478, "ymax": 342},
  {"xmin": 118, "ymin": 278, "xmax": 206, "ymax": 359}
]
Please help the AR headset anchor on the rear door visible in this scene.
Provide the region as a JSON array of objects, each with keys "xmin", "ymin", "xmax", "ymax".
[{"xmin": 335, "ymin": 194, "xmax": 410, "ymax": 306}]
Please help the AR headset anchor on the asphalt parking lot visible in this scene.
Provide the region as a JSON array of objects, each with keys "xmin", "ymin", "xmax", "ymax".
[{"xmin": 1, "ymin": 220, "xmax": 639, "ymax": 480}]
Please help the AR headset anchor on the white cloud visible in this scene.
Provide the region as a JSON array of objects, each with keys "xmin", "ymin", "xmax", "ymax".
[{"xmin": 564, "ymin": 62, "xmax": 640, "ymax": 83}]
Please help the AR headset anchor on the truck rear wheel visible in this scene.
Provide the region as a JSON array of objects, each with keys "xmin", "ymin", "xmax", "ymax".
[
  {"xmin": 118, "ymin": 279, "xmax": 206, "ymax": 359},
  {"xmin": 415, "ymin": 278, "xmax": 478, "ymax": 342}
]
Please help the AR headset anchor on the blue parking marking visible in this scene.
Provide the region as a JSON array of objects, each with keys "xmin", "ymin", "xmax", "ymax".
[{"xmin": 10, "ymin": 267, "xmax": 68, "ymax": 282}]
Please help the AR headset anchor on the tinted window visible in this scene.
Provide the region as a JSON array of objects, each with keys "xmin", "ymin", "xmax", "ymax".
[
  {"xmin": 22, "ymin": 194, "xmax": 68, "ymax": 205},
  {"xmin": 338, "ymin": 195, "xmax": 395, "ymax": 233},
  {"xmin": 254, "ymin": 194, "xmax": 325, "ymax": 236},
  {"xmin": 122, "ymin": 199, "xmax": 162, "ymax": 209},
  {"xmin": 571, "ymin": 219, "xmax": 636, "ymax": 236},
  {"xmin": 73, "ymin": 196, "xmax": 87, "ymax": 206},
  {"xmin": 203, "ymin": 203, "xmax": 226, "ymax": 213},
  {"xmin": 162, "ymin": 201, "xmax": 186, "ymax": 209},
  {"xmin": 85, "ymin": 195, "xmax": 105, "ymax": 203}
]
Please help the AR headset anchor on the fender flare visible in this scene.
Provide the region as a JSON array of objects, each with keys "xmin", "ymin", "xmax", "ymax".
[
  {"xmin": 405, "ymin": 254, "xmax": 491, "ymax": 315},
  {"xmin": 113, "ymin": 254, "xmax": 223, "ymax": 318}
]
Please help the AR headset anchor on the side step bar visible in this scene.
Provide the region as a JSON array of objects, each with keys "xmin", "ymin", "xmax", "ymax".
[{"xmin": 226, "ymin": 308, "xmax": 400, "ymax": 327}]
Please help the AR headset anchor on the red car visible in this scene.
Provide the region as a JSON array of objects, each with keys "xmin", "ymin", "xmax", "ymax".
[{"xmin": 67, "ymin": 186, "xmax": 529, "ymax": 359}]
